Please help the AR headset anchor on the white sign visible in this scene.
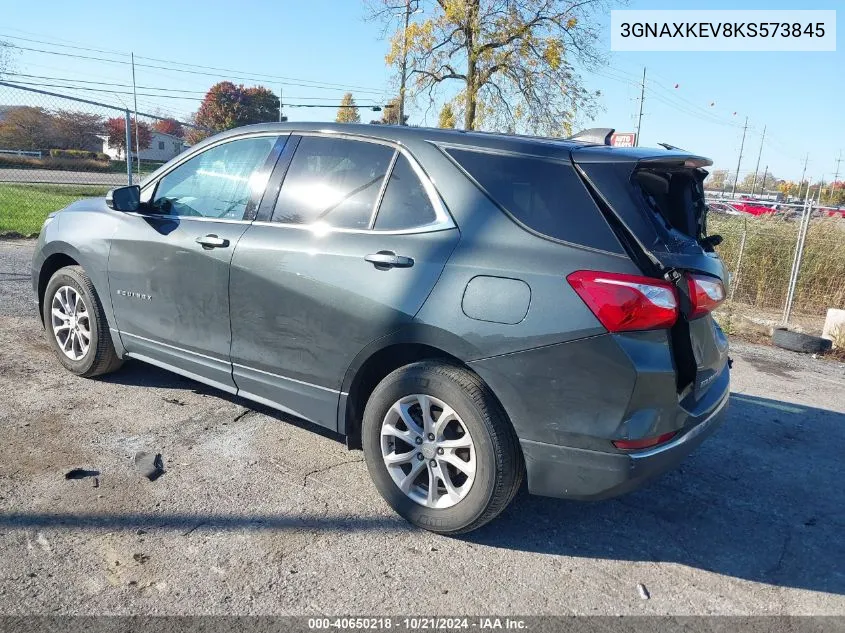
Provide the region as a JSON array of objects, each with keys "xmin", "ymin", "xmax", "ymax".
[{"xmin": 611, "ymin": 10, "xmax": 836, "ymax": 52}]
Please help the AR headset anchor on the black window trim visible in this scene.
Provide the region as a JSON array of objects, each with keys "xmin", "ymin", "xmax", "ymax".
[{"xmin": 253, "ymin": 130, "xmax": 456, "ymax": 235}]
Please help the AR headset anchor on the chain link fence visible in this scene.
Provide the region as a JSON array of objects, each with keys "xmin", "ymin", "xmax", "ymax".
[
  {"xmin": 708, "ymin": 199, "xmax": 845, "ymax": 335},
  {"xmin": 0, "ymin": 81, "xmax": 202, "ymax": 236}
]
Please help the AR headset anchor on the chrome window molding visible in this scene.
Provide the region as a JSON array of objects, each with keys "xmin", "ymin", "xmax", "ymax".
[{"xmin": 250, "ymin": 219, "xmax": 456, "ymax": 236}]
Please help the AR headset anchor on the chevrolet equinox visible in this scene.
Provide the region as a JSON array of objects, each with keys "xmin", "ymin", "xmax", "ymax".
[{"xmin": 32, "ymin": 123, "xmax": 730, "ymax": 534}]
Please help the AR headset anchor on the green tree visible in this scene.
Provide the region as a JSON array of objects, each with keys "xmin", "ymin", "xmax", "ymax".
[
  {"xmin": 388, "ymin": 0, "xmax": 605, "ymax": 134},
  {"xmin": 336, "ymin": 92, "xmax": 361, "ymax": 123},
  {"xmin": 438, "ymin": 102, "xmax": 457, "ymax": 128}
]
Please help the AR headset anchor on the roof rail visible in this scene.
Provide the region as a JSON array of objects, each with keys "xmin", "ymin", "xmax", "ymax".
[{"xmin": 567, "ymin": 127, "xmax": 614, "ymax": 145}]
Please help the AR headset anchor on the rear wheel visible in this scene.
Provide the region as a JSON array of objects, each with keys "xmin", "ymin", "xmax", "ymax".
[
  {"xmin": 43, "ymin": 265, "xmax": 122, "ymax": 377},
  {"xmin": 362, "ymin": 361, "xmax": 523, "ymax": 534}
]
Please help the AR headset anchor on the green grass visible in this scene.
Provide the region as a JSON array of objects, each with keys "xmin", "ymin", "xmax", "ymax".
[{"xmin": 0, "ymin": 184, "xmax": 108, "ymax": 236}]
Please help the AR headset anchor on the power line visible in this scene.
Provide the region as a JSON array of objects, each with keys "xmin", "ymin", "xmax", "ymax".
[
  {"xmin": 1, "ymin": 80, "xmax": 388, "ymax": 111},
  {"xmin": 5, "ymin": 40, "xmax": 387, "ymax": 95},
  {"xmin": 5, "ymin": 73, "xmax": 385, "ymax": 102}
]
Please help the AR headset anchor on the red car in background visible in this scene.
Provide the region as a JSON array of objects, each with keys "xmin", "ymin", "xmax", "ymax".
[{"xmin": 732, "ymin": 197, "xmax": 776, "ymax": 216}]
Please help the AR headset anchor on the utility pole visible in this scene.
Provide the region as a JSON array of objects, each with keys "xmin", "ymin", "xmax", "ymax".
[
  {"xmin": 750, "ymin": 125, "xmax": 765, "ymax": 196},
  {"xmin": 798, "ymin": 153, "xmax": 809, "ymax": 200},
  {"xmin": 397, "ymin": 0, "xmax": 415, "ymax": 126},
  {"xmin": 279, "ymin": 85, "xmax": 283, "ymax": 122},
  {"xmin": 832, "ymin": 151, "xmax": 842, "ymax": 202},
  {"xmin": 730, "ymin": 116, "xmax": 749, "ymax": 198},
  {"xmin": 130, "ymin": 52, "xmax": 141, "ymax": 181},
  {"xmin": 635, "ymin": 67, "xmax": 645, "ymax": 147},
  {"xmin": 760, "ymin": 165, "xmax": 769, "ymax": 194}
]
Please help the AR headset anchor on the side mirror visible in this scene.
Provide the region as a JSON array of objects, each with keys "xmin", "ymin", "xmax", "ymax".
[{"xmin": 106, "ymin": 185, "xmax": 141, "ymax": 212}]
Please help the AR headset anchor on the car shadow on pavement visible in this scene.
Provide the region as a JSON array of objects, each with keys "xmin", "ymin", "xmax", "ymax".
[{"xmin": 466, "ymin": 393, "xmax": 845, "ymax": 596}]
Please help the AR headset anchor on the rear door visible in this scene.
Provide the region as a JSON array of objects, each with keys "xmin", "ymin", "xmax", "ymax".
[
  {"xmin": 108, "ymin": 134, "xmax": 283, "ymax": 392},
  {"xmin": 228, "ymin": 134, "xmax": 459, "ymax": 429},
  {"xmin": 572, "ymin": 148, "xmax": 729, "ymax": 404}
]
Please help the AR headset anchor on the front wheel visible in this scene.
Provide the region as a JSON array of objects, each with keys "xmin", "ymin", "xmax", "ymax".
[
  {"xmin": 43, "ymin": 265, "xmax": 123, "ymax": 377},
  {"xmin": 362, "ymin": 361, "xmax": 523, "ymax": 534}
]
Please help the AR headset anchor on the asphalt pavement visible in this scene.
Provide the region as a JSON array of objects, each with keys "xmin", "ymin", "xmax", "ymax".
[{"xmin": 1, "ymin": 238, "xmax": 844, "ymax": 615}]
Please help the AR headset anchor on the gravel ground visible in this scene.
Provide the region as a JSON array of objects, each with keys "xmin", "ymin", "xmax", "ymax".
[{"xmin": 1, "ymin": 238, "xmax": 844, "ymax": 616}]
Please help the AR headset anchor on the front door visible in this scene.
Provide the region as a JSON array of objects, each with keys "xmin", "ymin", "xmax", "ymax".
[
  {"xmin": 108, "ymin": 134, "xmax": 282, "ymax": 392},
  {"xmin": 229, "ymin": 134, "xmax": 459, "ymax": 428}
]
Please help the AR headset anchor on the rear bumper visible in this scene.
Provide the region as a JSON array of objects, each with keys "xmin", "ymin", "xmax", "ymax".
[{"xmin": 520, "ymin": 388, "xmax": 729, "ymax": 500}]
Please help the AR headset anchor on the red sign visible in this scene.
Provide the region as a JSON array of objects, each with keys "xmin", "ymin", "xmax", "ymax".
[{"xmin": 610, "ymin": 132, "xmax": 637, "ymax": 147}]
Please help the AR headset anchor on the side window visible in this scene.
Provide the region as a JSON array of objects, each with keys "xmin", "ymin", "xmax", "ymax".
[
  {"xmin": 373, "ymin": 154, "xmax": 437, "ymax": 230},
  {"xmin": 152, "ymin": 136, "xmax": 277, "ymax": 219},
  {"xmin": 272, "ymin": 136, "xmax": 394, "ymax": 229},
  {"xmin": 445, "ymin": 147, "xmax": 622, "ymax": 252}
]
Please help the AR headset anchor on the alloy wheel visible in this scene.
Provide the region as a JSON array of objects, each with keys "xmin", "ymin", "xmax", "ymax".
[
  {"xmin": 51, "ymin": 285, "xmax": 91, "ymax": 361},
  {"xmin": 380, "ymin": 393, "xmax": 476, "ymax": 509}
]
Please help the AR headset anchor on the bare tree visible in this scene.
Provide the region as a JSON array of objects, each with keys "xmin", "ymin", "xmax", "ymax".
[{"xmin": 0, "ymin": 40, "xmax": 16, "ymax": 78}]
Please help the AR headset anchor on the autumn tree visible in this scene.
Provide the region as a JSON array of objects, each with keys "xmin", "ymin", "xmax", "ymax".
[
  {"xmin": 153, "ymin": 118, "xmax": 184, "ymax": 138},
  {"xmin": 190, "ymin": 82, "xmax": 280, "ymax": 144},
  {"xmin": 104, "ymin": 117, "xmax": 152, "ymax": 159},
  {"xmin": 371, "ymin": 97, "xmax": 409, "ymax": 125},
  {"xmin": 0, "ymin": 107, "xmax": 56, "ymax": 150},
  {"xmin": 387, "ymin": 0, "xmax": 605, "ymax": 134},
  {"xmin": 336, "ymin": 93, "xmax": 361, "ymax": 123},
  {"xmin": 52, "ymin": 110, "xmax": 104, "ymax": 151},
  {"xmin": 438, "ymin": 102, "xmax": 457, "ymax": 128}
]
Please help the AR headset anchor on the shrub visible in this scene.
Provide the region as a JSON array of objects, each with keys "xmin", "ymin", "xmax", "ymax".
[
  {"xmin": 49, "ymin": 149, "xmax": 108, "ymax": 161},
  {"xmin": 0, "ymin": 153, "xmax": 112, "ymax": 172}
]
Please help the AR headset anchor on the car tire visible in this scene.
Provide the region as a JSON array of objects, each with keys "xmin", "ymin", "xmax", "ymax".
[
  {"xmin": 771, "ymin": 327, "xmax": 832, "ymax": 354},
  {"xmin": 362, "ymin": 361, "xmax": 523, "ymax": 535},
  {"xmin": 43, "ymin": 265, "xmax": 123, "ymax": 377}
]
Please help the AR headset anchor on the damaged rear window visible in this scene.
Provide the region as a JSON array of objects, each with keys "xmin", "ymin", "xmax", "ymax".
[{"xmin": 634, "ymin": 168, "xmax": 708, "ymax": 239}]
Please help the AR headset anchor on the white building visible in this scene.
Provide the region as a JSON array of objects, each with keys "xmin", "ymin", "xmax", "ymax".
[{"xmin": 100, "ymin": 131, "xmax": 186, "ymax": 162}]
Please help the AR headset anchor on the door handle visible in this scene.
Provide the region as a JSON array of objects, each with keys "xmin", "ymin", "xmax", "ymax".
[
  {"xmin": 195, "ymin": 234, "xmax": 229, "ymax": 249},
  {"xmin": 365, "ymin": 251, "xmax": 414, "ymax": 269}
]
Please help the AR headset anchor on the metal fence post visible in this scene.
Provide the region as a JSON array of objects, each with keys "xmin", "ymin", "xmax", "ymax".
[
  {"xmin": 729, "ymin": 229, "xmax": 747, "ymax": 303},
  {"xmin": 783, "ymin": 196, "xmax": 812, "ymax": 326},
  {"xmin": 124, "ymin": 109, "xmax": 133, "ymax": 185}
]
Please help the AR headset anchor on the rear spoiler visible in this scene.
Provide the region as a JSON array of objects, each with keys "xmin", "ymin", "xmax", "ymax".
[
  {"xmin": 637, "ymin": 155, "xmax": 713, "ymax": 169},
  {"xmin": 570, "ymin": 144, "xmax": 713, "ymax": 167}
]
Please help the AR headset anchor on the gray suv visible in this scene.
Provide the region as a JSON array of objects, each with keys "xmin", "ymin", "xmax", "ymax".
[{"xmin": 31, "ymin": 123, "xmax": 729, "ymax": 534}]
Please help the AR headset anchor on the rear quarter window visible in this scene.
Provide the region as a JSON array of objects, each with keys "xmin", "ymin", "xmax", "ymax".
[{"xmin": 443, "ymin": 147, "xmax": 622, "ymax": 253}]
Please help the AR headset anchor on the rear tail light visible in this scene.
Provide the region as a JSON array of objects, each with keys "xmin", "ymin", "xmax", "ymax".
[
  {"xmin": 613, "ymin": 432, "xmax": 677, "ymax": 450},
  {"xmin": 687, "ymin": 274, "xmax": 725, "ymax": 318},
  {"xmin": 567, "ymin": 270, "xmax": 678, "ymax": 332}
]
